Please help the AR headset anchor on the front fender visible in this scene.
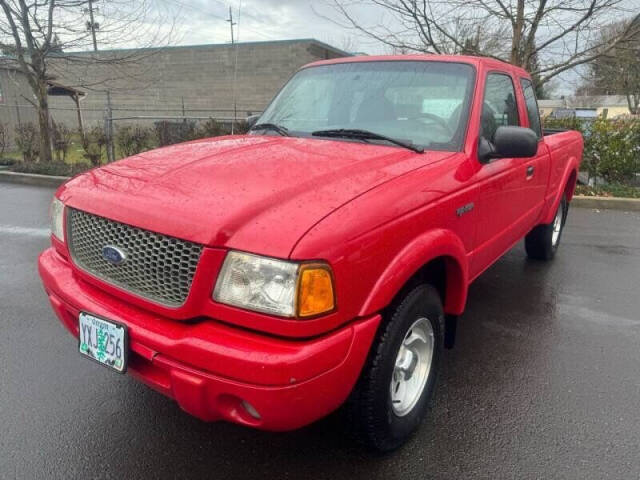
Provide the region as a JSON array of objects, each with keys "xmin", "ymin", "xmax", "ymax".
[{"xmin": 359, "ymin": 228, "xmax": 469, "ymax": 317}]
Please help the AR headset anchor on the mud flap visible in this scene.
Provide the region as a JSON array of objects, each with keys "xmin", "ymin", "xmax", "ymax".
[{"xmin": 444, "ymin": 314, "xmax": 458, "ymax": 349}]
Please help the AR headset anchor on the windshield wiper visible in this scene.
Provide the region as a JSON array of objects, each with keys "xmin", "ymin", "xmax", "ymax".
[
  {"xmin": 250, "ymin": 123, "xmax": 289, "ymax": 136},
  {"xmin": 311, "ymin": 128, "xmax": 424, "ymax": 153}
]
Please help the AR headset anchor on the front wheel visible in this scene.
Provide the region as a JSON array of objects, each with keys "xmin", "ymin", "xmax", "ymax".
[
  {"xmin": 346, "ymin": 284, "xmax": 444, "ymax": 452},
  {"xmin": 525, "ymin": 195, "xmax": 568, "ymax": 261}
]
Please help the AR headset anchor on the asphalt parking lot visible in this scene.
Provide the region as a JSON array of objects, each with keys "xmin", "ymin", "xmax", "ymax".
[{"xmin": 1, "ymin": 181, "xmax": 639, "ymax": 479}]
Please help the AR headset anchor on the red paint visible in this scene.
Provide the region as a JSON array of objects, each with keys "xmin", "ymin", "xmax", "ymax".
[{"xmin": 39, "ymin": 55, "xmax": 582, "ymax": 430}]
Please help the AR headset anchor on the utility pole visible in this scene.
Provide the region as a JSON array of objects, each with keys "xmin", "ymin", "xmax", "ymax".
[
  {"xmin": 87, "ymin": 0, "xmax": 99, "ymax": 52},
  {"xmin": 227, "ymin": 6, "xmax": 236, "ymax": 45}
]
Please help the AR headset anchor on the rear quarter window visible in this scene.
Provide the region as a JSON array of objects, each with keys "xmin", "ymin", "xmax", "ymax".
[{"xmin": 520, "ymin": 79, "xmax": 543, "ymax": 138}]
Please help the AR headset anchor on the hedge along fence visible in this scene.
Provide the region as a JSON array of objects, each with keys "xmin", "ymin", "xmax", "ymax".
[
  {"xmin": 2, "ymin": 118, "xmax": 249, "ymax": 169},
  {"xmin": 543, "ymin": 116, "xmax": 640, "ymax": 186},
  {"xmin": 107, "ymin": 117, "xmax": 640, "ymax": 184},
  {"xmin": 5, "ymin": 116, "xmax": 638, "ymax": 185},
  {"xmin": 114, "ymin": 118, "xmax": 249, "ymax": 158}
]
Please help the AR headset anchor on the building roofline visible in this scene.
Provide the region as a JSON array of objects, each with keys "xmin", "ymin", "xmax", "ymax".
[{"xmin": 61, "ymin": 38, "xmax": 352, "ymax": 58}]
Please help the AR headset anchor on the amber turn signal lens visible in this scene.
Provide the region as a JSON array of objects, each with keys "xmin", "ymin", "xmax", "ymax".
[{"xmin": 296, "ymin": 265, "xmax": 335, "ymax": 318}]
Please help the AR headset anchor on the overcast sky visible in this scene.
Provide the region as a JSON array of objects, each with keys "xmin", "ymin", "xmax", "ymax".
[
  {"xmin": 97, "ymin": 0, "xmax": 639, "ymax": 96},
  {"xmin": 157, "ymin": 0, "xmax": 392, "ymax": 53}
]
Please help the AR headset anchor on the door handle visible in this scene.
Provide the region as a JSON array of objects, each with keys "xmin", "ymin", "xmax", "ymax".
[{"xmin": 526, "ymin": 165, "xmax": 535, "ymax": 179}]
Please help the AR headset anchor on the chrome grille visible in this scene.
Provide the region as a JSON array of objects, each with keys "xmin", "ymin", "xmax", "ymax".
[{"xmin": 67, "ymin": 208, "xmax": 203, "ymax": 307}]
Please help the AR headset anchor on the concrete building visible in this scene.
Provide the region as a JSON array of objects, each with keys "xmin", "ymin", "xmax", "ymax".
[{"xmin": 47, "ymin": 39, "xmax": 350, "ymax": 127}]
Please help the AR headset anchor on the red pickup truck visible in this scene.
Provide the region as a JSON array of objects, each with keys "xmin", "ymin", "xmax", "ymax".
[{"xmin": 39, "ymin": 55, "xmax": 582, "ymax": 451}]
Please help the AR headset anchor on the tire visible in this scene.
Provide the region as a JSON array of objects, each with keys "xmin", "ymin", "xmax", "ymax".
[
  {"xmin": 346, "ymin": 284, "xmax": 444, "ymax": 452},
  {"xmin": 525, "ymin": 195, "xmax": 568, "ymax": 261}
]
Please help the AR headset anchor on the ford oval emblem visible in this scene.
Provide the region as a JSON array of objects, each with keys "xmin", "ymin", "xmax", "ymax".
[{"xmin": 102, "ymin": 245, "xmax": 127, "ymax": 265}]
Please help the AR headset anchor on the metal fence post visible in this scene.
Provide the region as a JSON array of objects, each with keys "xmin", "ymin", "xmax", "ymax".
[
  {"xmin": 14, "ymin": 100, "xmax": 21, "ymax": 126},
  {"xmin": 104, "ymin": 91, "xmax": 115, "ymax": 163}
]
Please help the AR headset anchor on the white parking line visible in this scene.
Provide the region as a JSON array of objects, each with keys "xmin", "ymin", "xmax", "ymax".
[{"xmin": 0, "ymin": 224, "xmax": 50, "ymax": 237}]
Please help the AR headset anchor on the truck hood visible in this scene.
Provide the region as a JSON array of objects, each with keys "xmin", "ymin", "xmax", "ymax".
[{"xmin": 59, "ymin": 135, "xmax": 452, "ymax": 257}]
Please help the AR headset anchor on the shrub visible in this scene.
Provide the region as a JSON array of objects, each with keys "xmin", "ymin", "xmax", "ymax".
[
  {"xmin": 542, "ymin": 116, "xmax": 639, "ymax": 185},
  {"xmin": 190, "ymin": 118, "xmax": 249, "ymax": 140},
  {"xmin": 14, "ymin": 123, "xmax": 40, "ymax": 162},
  {"xmin": 197, "ymin": 118, "xmax": 226, "ymax": 138},
  {"xmin": 0, "ymin": 157, "xmax": 19, "ymax": 166},
  {"xmin": 116, "ymin": 125, "xmax": 153, "ymax": 157},
  {"xmin": 231, "ymin": 119, "xmax": 250, "ymax": 135},
  {"xmin": 51, "ymin": 122, "xmax": 73, "ymax": 161},
  {"xmin": 154, "ymin": 120, "xmax": 197, "ymax": 147},
  {"xmin": 81, "ymin": 127, "xmax": 107, "ymax": 166},
  {"xmin": 11, "ymin": 161, "xmax": 92, "ymax": 176},
  {"xmin": 575, "ymin": 183, "xmax": 640, "ymax": 198},
  {"xmin": 586, "ymin": 118, "xmax": 639, "ymax": 184},
  {"xmin": 541, "ymin": 116, "xmax": 586, "ymax": 136}
]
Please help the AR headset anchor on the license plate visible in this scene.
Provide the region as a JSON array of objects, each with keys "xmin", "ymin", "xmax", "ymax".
[{"xmin": 78, "ymin": 312, "xmax": 128, "ymax": 373}]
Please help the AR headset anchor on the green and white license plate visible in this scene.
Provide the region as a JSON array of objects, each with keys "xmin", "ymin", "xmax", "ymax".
[{"xmin": 78, "ymin": 312, "xmax": 128, "ymax": 373}]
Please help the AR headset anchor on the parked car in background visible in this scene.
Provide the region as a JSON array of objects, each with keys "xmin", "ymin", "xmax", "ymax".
[{"xmin": 39, "ymin": 55, "xmax": 583, "ymax": 452}]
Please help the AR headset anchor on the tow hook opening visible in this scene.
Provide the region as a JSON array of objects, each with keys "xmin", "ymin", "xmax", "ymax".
[{"xmin": 218, "ymin": 394, "xmax": 263, "ymax": 426}]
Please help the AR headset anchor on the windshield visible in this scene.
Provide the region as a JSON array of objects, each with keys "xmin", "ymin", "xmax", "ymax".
[{"xmin": 257, "ymin": 61, "xmax": 475, "ymax": 151}]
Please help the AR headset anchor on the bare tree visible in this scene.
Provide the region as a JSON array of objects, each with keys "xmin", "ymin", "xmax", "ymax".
[
  {"xmin": 321, "ymin": 1, "xmax": 640, "ymax": 87},
  {"xmin": 0, "ymin": 0, "xmax": 175, "ymax": 162},
  {"xmin": 578, "ymin": 17, "xmax": 640, "ymax": 114}
]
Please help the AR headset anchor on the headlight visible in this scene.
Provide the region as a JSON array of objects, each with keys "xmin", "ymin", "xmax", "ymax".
[
  {"xmin": 213, "ymin": 251, "xmax": 335, "ymax": 318},
  {"xmin": 50, "ymin": 197, "xmax": 65, "ymax": 242}
]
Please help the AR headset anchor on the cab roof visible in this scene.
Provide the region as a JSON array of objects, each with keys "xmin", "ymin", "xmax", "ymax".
[{"xmin": 304, "ymin": 54, "xmax": 531, "ymax": 80}]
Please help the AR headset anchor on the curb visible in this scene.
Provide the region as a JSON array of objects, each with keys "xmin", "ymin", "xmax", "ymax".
[
  {"xmin": 572, "ymin": 195, "xmax": 640, "ymax": 211},
  {"xmin": 0, "ymin": 171, "xmax": 70, "ymax": 188}
]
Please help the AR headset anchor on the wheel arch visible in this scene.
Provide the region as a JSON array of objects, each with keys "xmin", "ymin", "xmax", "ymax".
[
  {"xmin": 542, "ymin": 158, "xmax": 579, "ymax": 224},
  {"xmin": 564, "ymin": 169, "xmax": 578, "ymax": 201},
  {"xmin": 359, "ymin": 228, "xmax": 469, "ymax": 318}
]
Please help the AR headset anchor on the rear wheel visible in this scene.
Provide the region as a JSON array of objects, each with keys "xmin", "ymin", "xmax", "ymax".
[
  {"xmin": 346, "ymin": 284, "xmax": 444, "ymax": 452},
  {"xmin": 525, "ymin": 195, "xmax": 568, "ymax": 261}
]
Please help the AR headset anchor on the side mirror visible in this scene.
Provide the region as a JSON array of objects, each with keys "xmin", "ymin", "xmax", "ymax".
[
  {"xmin": 478, "ymin": 126, "xmax": 538, "ymax": 163},
  {"xmin": 246, "ymin": 114, "xmax": 260, "ymax": 129}
]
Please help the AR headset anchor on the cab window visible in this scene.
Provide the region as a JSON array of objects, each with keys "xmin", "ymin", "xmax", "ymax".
[
  {"xmin": 258, "ymin": 61, "xmax": 475, "ymax": 151},
  {"xmin": 481, "ymin": 73, "xmax": 519, "ymax": 140}
]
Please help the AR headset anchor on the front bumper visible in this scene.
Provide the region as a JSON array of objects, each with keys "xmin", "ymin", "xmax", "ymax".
[{"xmin": 38, "ymin": 247, "xmax": 380, "ymax": 431}]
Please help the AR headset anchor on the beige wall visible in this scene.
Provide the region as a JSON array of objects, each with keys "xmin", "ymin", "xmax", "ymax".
[
  {"xmin": 47, "ymin": 40, "xmax": 347, "ymax": 128},
  {"xmin": 539, "ymin": 105, "xmax": 631, "ymax": 119},
  {"xmin": 597, "ymin": 106, "xmax": 631, "ymax": 118}
]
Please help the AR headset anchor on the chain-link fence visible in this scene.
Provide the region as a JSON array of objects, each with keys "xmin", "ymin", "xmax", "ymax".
[{"xmin": 1, "ymin": 96, "xmax": 262, "ymax": 163}]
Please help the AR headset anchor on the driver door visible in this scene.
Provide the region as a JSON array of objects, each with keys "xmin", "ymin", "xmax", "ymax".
[{"xmin": 470, "ymin": 72, "xmax": 528, "ymax": 279}]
